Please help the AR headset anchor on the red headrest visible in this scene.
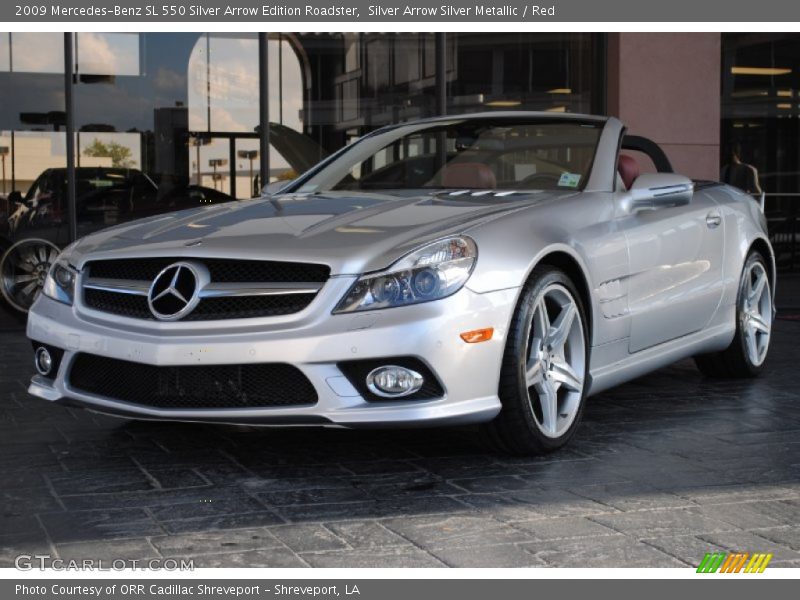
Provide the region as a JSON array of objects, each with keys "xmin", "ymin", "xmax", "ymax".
[
  {"xmin": 617, "ymin": 154, "xmax": 640, "ymax": 190},
  {"xmin": 441, "ymin": 163, "xmax": 497, "ymax": 189}
]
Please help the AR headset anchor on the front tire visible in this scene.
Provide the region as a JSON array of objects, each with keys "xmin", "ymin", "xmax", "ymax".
[
  {"xmin": 483, "ymin": 265, "xmax": 589, "ymax": 455},
  {"xmin": 694, "ymin": 251, "xmax": 772, "ymax": 378}
]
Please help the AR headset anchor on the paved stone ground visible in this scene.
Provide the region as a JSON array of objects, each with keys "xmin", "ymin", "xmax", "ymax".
[{"xmin": 1, "ymin": 279, "xmax": 799, "ymax": 569}]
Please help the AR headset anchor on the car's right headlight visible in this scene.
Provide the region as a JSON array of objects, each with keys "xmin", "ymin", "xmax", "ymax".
[
  {"xmin": 333, "ymin": 236, "xmax": 477, "ymax": 313},
  {"xmin": 42, "ymin": 261, "xmax": 77, "ymax": 306}
]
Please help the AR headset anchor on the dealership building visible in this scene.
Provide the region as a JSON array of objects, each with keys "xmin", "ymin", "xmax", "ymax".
[{"xmin": 0, "ymin": 32, "xmax": 798, "ymax": 242}]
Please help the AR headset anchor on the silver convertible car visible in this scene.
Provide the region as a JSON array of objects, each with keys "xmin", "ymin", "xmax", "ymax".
[{"xmin": 26, "ymin": 113, "xmax": 774, "ymax": 454}]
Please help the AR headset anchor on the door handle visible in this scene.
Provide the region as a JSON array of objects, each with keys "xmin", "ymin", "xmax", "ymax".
[{"xmin": 706, "ymin": 212, "xmax": 722, "ymax": 229}]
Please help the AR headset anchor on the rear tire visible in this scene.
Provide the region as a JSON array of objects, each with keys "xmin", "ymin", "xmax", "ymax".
[
  {"xmin": 694, "ymin": 251, "xmax": 772, "ymax": 378},
  {"xmin": 482, "ymin": 265, "xmax": 589, "ymax": 455}
]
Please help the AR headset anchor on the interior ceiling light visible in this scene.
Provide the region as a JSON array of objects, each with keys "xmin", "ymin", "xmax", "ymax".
[
  {"xmin": 731, "ymin": 66, "xmax": 792, "ymax": 76},
  {"xmin": 485, "ymin": 100, "xmax": 522, "ymax": 107},
  {"xmin": 547, "ymin": 88, "xmax": 572, "ymax": 94},
  {"xmin": 546, "ymin": 106, "xmax": 567, "ymax": 113},
  {"xmin": 776, "ymin": 103, "xmax": 793, "ymax": 109},
  {"xmin": 731, "ymin": 90, "xmax": 769, "ymax": 98},
  {"xmin": 777, "ymin": 90, "xmax": 794, "ymax": 97}
]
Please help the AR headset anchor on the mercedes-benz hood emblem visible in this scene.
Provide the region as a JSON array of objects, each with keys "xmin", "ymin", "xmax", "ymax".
[{"xmin": 147, "ymin": 262, "xmax": 208, "ymax": 321}]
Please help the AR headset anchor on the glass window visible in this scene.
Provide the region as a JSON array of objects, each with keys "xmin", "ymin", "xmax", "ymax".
[
  {"xmin": 298, "ymin": 33, "xmax": 599, "ymax": 160},
  {"xmin": 0, "ymin": 33, "xmax": 9, "ymax": 71},
  {"xmin": 8, "ymin": 33, "xmax": 64, "ymax": 74},
  {"xmin": 78, "ymin": 132, "xmax": 141, "ymax": 169},
  {"xmin": 394, "ymin": 36, "xmax": 420, "ymax": 85},
  {"xmin": 235, "ymin": 138, "xmax": 262, "ymax": 198},
  {"xmin": 189, "ymin": 33, "xmax": 259, "ymax": 134},
  {"xmin": 187, "ymin": 33, "xmax": 307, "ymax": 195},
  {"xmin": 0, "ymin": 31, "xmax": 70, "ymax": 295},
  {"xmin": 298, "ymin": 117, "xmax": 602, "ymax": 194},
  {"xmin": 344, "ymin": 33, "xmax": 360, "ymax": 73},
  {"xmin": 449, "ymin": 33, "xmax": 597, "ymax": 115},
  {"xmin": 422, "ymin": 34, "xmax": 436, "ymax": 79},
  {"xmin": 721, "ymin": 33, "xmax": 800, "ymax": 204},
  {"xmin": 76, "ymin": 33, "xmax": 140, "ymax": 77},
  {"xmin": 365, "ymin": 36, "xmax": 391, "ymax": 94}
]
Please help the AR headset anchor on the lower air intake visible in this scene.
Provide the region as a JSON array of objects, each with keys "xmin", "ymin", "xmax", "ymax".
[{"xmin": 69, "ymin": 354, "xmax": 317, "ymax": 409}]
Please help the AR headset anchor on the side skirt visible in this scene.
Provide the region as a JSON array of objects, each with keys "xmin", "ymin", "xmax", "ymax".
[{"xmin": 586, "ymin": 321, "xmax": 736, "ymax": 396}]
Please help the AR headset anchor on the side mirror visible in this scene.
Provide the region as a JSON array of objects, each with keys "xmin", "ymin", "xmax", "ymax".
[{"xmin": 624, "ymin": 173, "xmax": 694, "ymax": 212}]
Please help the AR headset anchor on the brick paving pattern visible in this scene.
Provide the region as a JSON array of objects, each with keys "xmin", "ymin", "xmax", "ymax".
[{"xmin": 1, "ymin": 281, "xmax": 799, "ymax": 568}]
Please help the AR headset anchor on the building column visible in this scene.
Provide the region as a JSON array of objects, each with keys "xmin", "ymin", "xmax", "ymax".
[{"xmin": 607, "ymin": 33, "xmax": 721, "ymax": 181}]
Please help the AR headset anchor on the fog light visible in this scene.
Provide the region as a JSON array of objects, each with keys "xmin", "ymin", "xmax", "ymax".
[
  {"xmin": 366, "ymin": 365, "xmax": 424, "ymax": 398},
  {"xmin": 34, "ymin": 347, "xmax": 53, "ymax": 376}
]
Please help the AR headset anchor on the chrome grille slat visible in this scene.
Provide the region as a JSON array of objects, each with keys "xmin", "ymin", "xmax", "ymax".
[
  {"xmin": 199, "ymin": 281, "xmax": 324, "ymax": 298},
  {"xmin": 83, "ymin": 278, "xmax": 150, "ymax": 296},
  {"xmin": 82, "ymin": 278, "xmax": 323, "ymax": 298}
]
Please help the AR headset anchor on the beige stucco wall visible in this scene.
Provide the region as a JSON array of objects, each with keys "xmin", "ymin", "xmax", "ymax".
[{"xmin": 607, "ymin": 33, "xmax": 721, "ymax": 181}]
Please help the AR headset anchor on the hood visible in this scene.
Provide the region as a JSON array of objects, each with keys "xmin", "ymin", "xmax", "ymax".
[{"xmin": 68, "ymin": 190, "xmax": 568, "ymax": 274}]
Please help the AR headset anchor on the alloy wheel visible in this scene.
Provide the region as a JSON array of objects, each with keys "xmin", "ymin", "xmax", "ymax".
[
  {"xmin": 524, "ymin": 284, "xmax": 586, "ymax": 438},
  {"xmin": 740, "ymin": 260, "xmax": 772, "ymax": 367}
]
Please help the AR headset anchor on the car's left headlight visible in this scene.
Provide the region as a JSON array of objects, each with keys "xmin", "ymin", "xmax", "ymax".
[
  {"xmin": 42, "ymin": 261, "xmax": 78, "ymax": 306},
  {"xmin": 334, "ymin": 236, "xmax": 477, "ymax": 313}
]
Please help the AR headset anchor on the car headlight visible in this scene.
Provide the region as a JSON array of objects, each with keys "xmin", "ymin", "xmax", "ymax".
[
  {"xmin": 42, "ymin": 261, "xmax": 77, "ymax": 306},
  {"xmin": 334, "ymin": 236, "xmax": 477, "ymax": 313}
]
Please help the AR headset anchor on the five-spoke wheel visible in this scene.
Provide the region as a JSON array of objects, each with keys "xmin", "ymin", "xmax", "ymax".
[
  {"xmin": 484, "ymin": 265, "xmax": 588, "ymax": 455},
  {"xmin": 524, "ymin": 284, "xmax": 586, "ymax": 439},
  {"xmin": 740, "ymin": 260, "xmax": 772, "ymax": 367},
  {"xmin": 695, "ymin": 250, "xmax": 773, "ymax": 378}
]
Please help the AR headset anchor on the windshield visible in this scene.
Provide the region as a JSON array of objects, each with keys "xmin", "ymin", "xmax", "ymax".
[{"xmin": 294, "ymin": 118, "xmax": 603, "ymax": 195}]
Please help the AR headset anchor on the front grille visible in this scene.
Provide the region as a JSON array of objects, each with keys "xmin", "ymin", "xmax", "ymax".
[
  {"xmin": 337, "ymin": 357, "xmax": 445, "ymax": 402},
  {"xmin": 84, "ymin": 288, "xmax": 318, "ymax": 321},
  {"xmin": 82, "ymin": 257, "xmax": 330, "ymax": 321},
  {"xmin": 69, "ymin": 353, "xmax": 317, "ymax": 409},
  {"xmin": 86, "ymin": 258, "xmax": 330, "ymax": 283},
  {"xmin": 189, "ymin": 295, "xmax": 318, "ymax": 320},
  {"xmin": 83, "ymin": 289, "xmax": 151, "ymax": 319}
]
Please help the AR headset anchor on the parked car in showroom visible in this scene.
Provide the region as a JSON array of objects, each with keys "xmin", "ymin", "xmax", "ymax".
[
  {"xmin": 0, "ymin": 167, "xmax": 234, "ymax": 312},
  {"xmin": 25, "ymin": 113, "xmax": 774, "ymax": 454}
]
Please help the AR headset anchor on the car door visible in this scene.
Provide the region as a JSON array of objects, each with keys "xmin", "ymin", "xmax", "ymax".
[{"xmin": 620, "ymin": 188, "xmax": 725, "ymax": 353}]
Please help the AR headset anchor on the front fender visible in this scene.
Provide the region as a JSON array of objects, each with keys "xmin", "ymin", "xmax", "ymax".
[{"xmin": 464, "ymin": 192, "xmax": 623, "ymax": 348}]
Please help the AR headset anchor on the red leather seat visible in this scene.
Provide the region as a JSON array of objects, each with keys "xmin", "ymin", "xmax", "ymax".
[
  {"xmin": 617, "ymin": 154, "xmax": 640, "ymax": 190},
  {"xmin": 441, "ymin": 163, "xmax": 497, "ymax": 189}
]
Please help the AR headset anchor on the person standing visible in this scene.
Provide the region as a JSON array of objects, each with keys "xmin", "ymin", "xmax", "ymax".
[{"xmin": 721, "ymin": 144, "xmax": 763, "ymax": 195}]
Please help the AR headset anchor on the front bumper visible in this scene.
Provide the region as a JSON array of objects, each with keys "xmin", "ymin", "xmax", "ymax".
[{"xmin": 26, "ymin": 282, "xmax": 518, "ymax": 427}]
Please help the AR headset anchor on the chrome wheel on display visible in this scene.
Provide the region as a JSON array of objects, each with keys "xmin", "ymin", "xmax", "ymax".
[
  {"xmin": 0, "ymin": 239, "xmax": 60, "ymax": 312},
  {"xmin": 740, "ymin": 259, "xmax": 772, "ymax": 367},
  {"xmin": 525, "ymin": 284, "xmax": 586, "ymax": 439}
]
